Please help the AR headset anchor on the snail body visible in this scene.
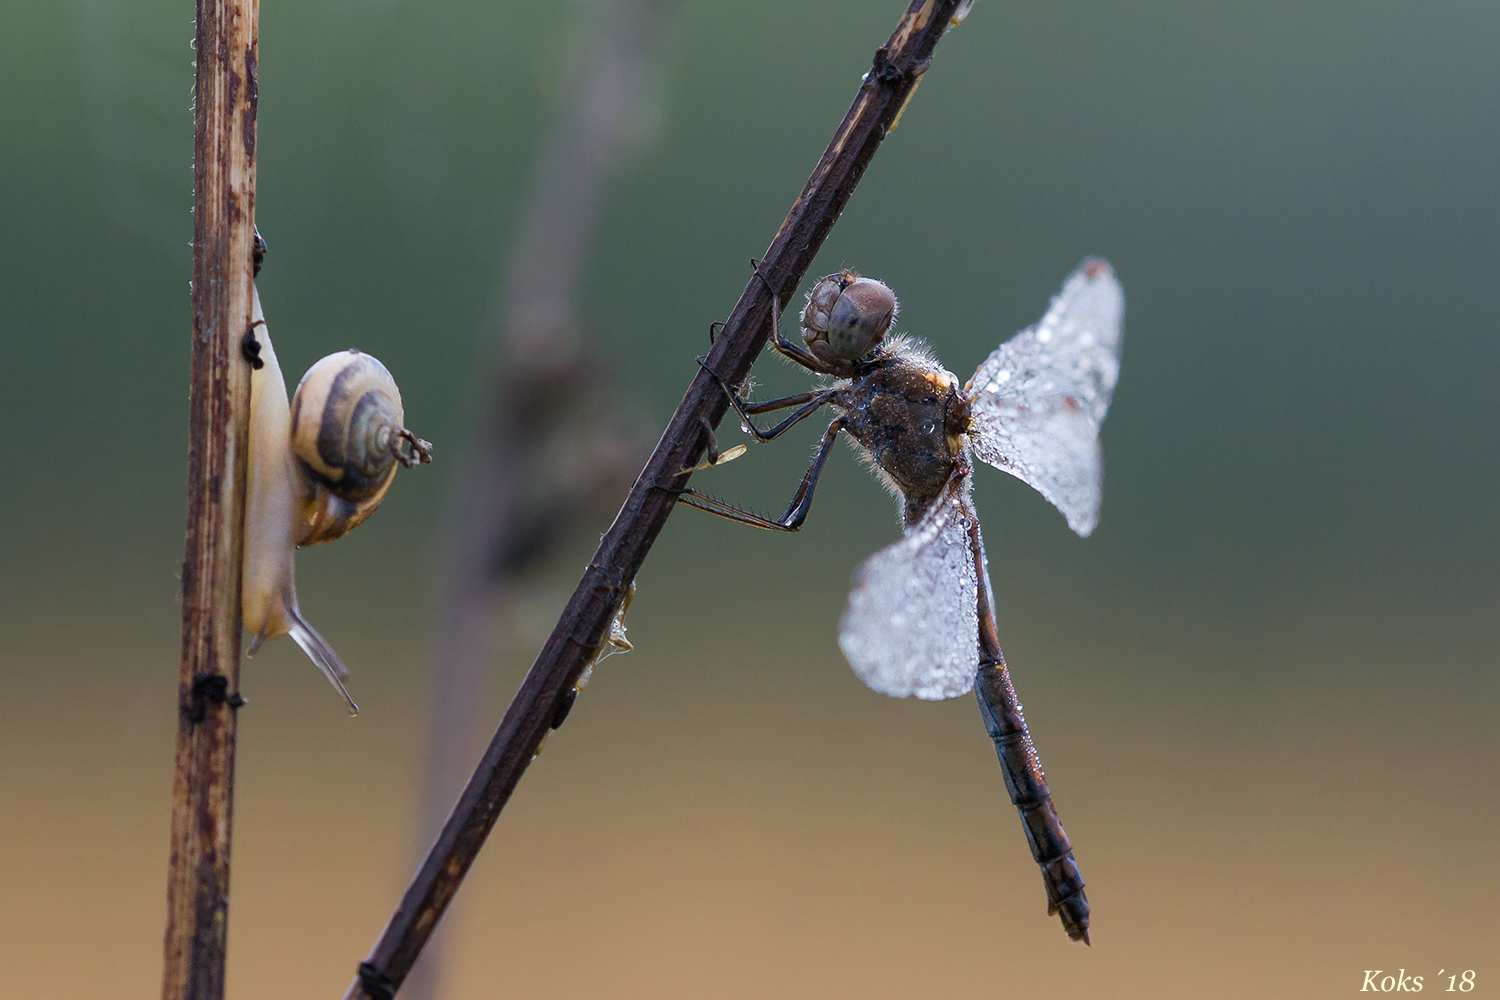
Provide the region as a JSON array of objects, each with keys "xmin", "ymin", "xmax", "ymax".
[{"xmin": 242, "ymin": 287, "xmax": 431, "ymax": 715}]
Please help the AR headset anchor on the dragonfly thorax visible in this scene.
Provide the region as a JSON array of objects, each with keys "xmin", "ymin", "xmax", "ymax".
[{"xmin": 835, "ymin": 344, "xmax": 968, "ymax": 525}]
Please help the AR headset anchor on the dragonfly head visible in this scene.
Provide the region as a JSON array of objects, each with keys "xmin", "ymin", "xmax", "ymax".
[{"xmin": 801, "ymin": 271, "xmax": 897, "ymax": 363}]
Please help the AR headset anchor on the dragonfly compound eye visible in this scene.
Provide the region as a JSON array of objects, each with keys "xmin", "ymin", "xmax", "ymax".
[
  {"xmin": 826, "ymin": 277, "xmax": 896, "ymax": 360},
  {"xmin": 800, "ymin": 272, "xmax": 848, "ymax": 339}
]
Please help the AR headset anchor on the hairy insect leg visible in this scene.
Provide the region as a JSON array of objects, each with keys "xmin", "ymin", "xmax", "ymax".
[
  {"xmin": 965, "ymin": 511, "xmax": 1090, "ymax": 944},
  {"xmin": 676, "ymin": 416, "xmax": 846, "ymax": 531},
  {"xmin": 696, "ymin": 356, "xmax": 835, "ymax": 443},
  {"xmin": 764, "ymin": 294, "xmax": 828, "ymax": 372},
  {"xmin": 694, "ymin": 413, "xmax": 723, "ymax": 466},
  {"xmin": 747, "ymin": 266, "xmax": 835, "ymax": 375}
]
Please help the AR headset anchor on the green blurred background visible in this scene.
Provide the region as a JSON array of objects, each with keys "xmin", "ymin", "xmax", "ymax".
[{"xmin": 2, "ymin": 0, "xmax": 1497, "ymax": 996}]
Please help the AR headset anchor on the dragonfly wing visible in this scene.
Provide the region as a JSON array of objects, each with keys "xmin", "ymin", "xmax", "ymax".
[
  {"xmin": 967, "ymin": 258, "xmax": 1124, "ymax": 537},
  {"xmin": 838, "ymin": 479, "xmax": 979, "ymax": 700}
]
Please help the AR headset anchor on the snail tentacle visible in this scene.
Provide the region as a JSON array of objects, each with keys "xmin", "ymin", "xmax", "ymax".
[
  {"xmin": 394, "ymin": 428, "xmax": 434, "ymax": 467},
  {"xmin": 285, "ymin": 607, "xmax": 359, "ymax": 716}
]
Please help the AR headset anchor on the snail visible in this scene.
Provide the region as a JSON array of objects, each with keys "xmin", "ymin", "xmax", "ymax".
[{"xmin": 241, "ymin": 286, "xmax": 432, "ymax": 714}]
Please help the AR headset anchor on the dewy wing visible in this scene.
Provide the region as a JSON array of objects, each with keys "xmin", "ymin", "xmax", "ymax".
[{"xmin": 966, "ymin": 259, "xmax": 1124, "ymax": 537}]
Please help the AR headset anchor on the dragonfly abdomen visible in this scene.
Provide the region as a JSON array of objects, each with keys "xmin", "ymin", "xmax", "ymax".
[{"xmin": 975, "ymin": 662, "xmax": 1091, "ymax": 944}]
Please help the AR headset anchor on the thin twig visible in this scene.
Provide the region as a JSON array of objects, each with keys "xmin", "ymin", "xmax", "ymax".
[
  {"xmin": 346, "ymin": 2, "xmax": 968, "ymax": 996},
  {"xmin": 162, "ymin": 0, "xmax": 258, "ymax": 998},
  {"xmin": 403, "ymin": 1, "xmax": 666, "ymax": 996}
]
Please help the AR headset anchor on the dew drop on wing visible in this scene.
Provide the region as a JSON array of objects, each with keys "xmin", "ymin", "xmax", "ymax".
[
  {"xmin": 838, "ymin": 477, "xmax": 980, "ymax": 701},
  {"xmin": 966, "ymin": 259, "xmax": 1124, "ymax": 538}
]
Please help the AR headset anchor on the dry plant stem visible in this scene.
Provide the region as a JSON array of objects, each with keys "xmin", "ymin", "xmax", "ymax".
[
  {"xmin": 161, "ymin": 0, "xmax": 258, "ymax": 997},
  {"xmin": 346, "ymin": 2, "xmax": 966, "ymax": 996}
]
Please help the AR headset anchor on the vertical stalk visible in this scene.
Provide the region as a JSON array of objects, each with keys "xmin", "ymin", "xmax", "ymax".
[{"xmin": 161, "ymin": 0, "xmax": 258, "ymax": 996}]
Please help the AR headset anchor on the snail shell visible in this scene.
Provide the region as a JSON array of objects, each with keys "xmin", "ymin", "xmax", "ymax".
[
  {"xmin": 241, "ymin": 287, "xmax": 431, "ymax": 715},
  {"xmin": 290, "ymin": 350, "xmax": 432, "ymax": 547}
]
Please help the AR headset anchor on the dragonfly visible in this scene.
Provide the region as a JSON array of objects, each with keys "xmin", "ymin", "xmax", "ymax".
[{"xmin": 679, "ymin": 258, "xmax": 1124, "ymax": 943}]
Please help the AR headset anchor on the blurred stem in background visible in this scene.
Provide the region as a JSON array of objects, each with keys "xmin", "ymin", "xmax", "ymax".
[{"xmin": 405, "ymin": 0, "xmax": 672, "ymax": 995}]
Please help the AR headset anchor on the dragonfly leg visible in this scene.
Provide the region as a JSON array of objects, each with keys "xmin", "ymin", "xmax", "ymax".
[
  {"xmin": 696, "ymin": 356, "xmax": 836, "ymax": 443},
  {"xmin": 746, "ymin": 266, "xmax": 837, "ymax": 375},
  {"xmin": 695, "ymin": 413, "xmax": 722, "ymax": 466},
  {"xmin": 763, "ymin": 294, "xmax": 829, "ymax": 373},
  {"xmin": 676, "ymin": 416, "xmax": 845, "ymax": 531},
  {"xmin": 967, "ymin": 514, "xmax": 1091, "ymax": 944}
]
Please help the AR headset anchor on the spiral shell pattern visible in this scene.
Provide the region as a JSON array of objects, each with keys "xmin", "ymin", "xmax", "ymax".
[{"xmin": 290, "ymin": 349, "xmax": 430, "ymax": 546}]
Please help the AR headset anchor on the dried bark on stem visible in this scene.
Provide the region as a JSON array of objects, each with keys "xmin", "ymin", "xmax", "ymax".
[
  {"xmin": 161, "ymin": 0, "xmax": 258, "ymax": 997},
  {"xmin": 347, "ymin": 2, "xmax": 968, "ymax": 996}
]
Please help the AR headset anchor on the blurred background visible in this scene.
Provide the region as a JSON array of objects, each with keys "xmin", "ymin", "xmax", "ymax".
[{"xmin": 1, "ymin": 0, "xmax": 1497, "ymax": 996}]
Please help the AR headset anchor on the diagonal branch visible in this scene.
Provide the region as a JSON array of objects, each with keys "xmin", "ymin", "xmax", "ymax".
[
  {"xmin": 162, "ymin": 0, "xmax": 259, "ymax": 997},
  {"xmin": 346, "ymin": 2, "xmax": 970, "ymax": 996}
]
